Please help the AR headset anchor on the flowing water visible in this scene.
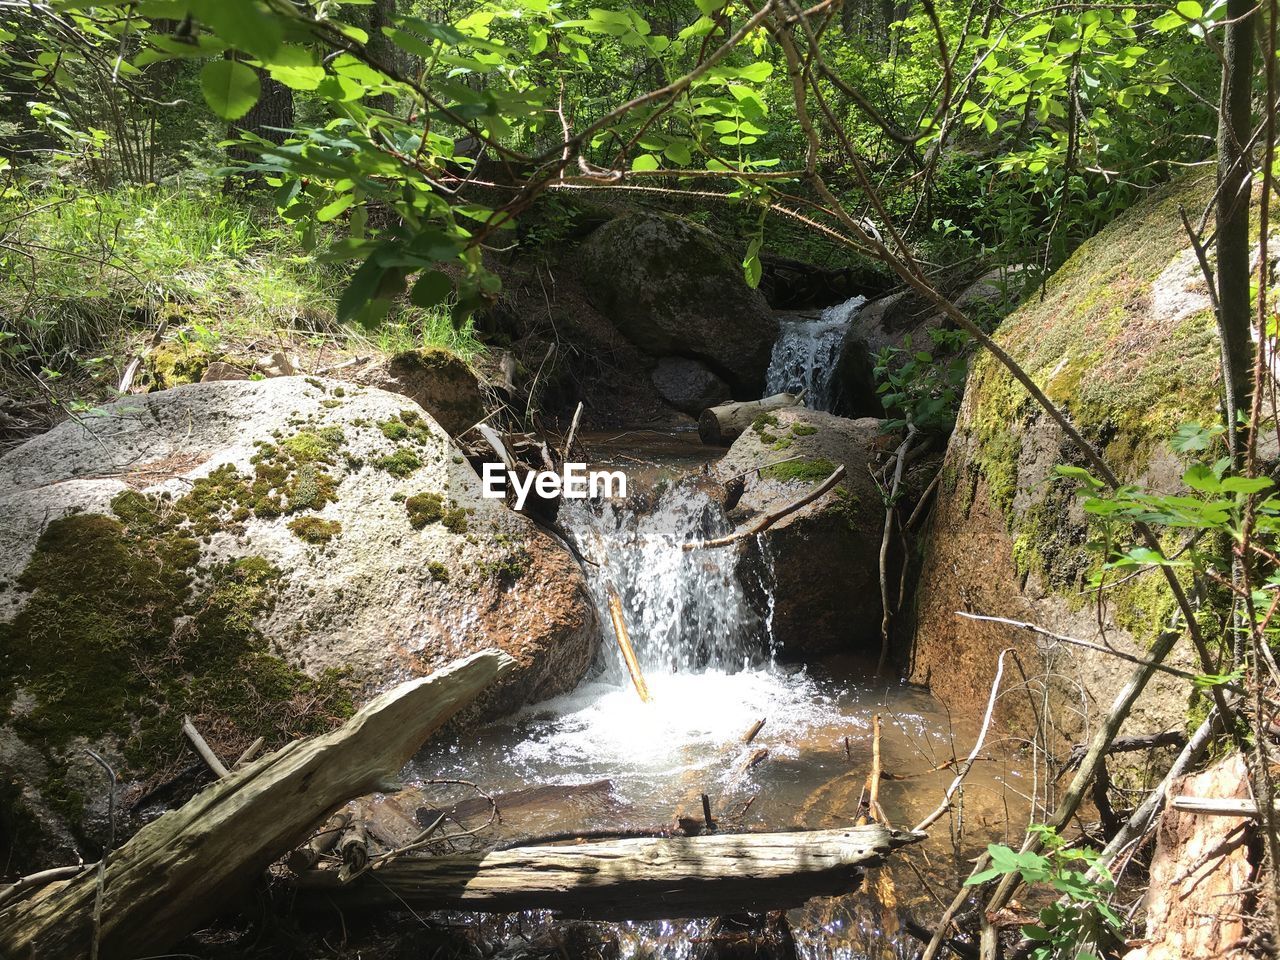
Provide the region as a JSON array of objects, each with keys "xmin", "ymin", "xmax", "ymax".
[
  {"xmin": 764, "ymin": 295, "xmax": 867, "ymax": 411},
  {"xmin": 409, "ymin": 431, "xmax": 1029, "ymax": 959}
]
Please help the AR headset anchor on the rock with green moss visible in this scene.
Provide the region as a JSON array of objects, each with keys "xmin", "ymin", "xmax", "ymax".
[
  {"xmin": 579, "ymin": 211, "xmax": 779, "ymax": 394},
  {"xmin": 0, "ymin": 376, "xmax": 597, "ymax": 870},
  {"xmin": 911, "ymin": 177, "xmax": 1220, "ymax": 753},
  {"xmin": 713, "ymin": 409, "xmax": 922, "ymax": 658}
]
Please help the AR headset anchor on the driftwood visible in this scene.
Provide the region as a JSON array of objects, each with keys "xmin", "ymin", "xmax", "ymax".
[
  {"xmin": 296, "ymin": 824, "xmax": 921, "ymax": 920},
  {"xmin": 0, "ymin": 650, "xmax": 514, "ymax": 960},
  {"xmin": 698, "ymin": 393, "xmax": 801, "ymax": 446}
]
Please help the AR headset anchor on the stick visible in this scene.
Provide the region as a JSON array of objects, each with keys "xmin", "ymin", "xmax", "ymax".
[
  {"xmin": 563, "ymin": 401, "xmax": 583, "ymax": 462},
  {"xmin": 0, "ymin": 866, "xmax": 92, "ymax": 911},
  {"xmin": 867, "ymin": 714, "xmax": 884, "ymax": 822},
  {"xmin": 956, "ymin": 611, "xmax": 1244, "ymax": 693},
  {"xmin": 878, "ymin": 426, "xmax": 917, "ymax": 676},
  {"xmin": 701, "ymin": 794, "xmax": 715, "ymax": 832},
  {"xmin": 607, "ymin": 588, "xmax": 651, "ymax": 703},
  {"xmin": 287, "ymin": 811, "xmax": 353, "ymax": 875},
  {"xmin": 1170, "ymin": 796, "xmax": 1279, "ymax": 817},
  {"xmin": 684, "ymin": 465, "xmax": 846, "ymax": 551},
  {"xmin": 913, "ymin": 650, "xmax": 1009, "ymax": 834},
  {"xmin": 234, "ymin": 737, "xmax": 265, "ymax": 769},
  {"xmin": 181, "ymin": 716, "xmax": 230, "ymax": 779},
  {"xmin": 742, "ymin": 719, "xmax": 766, "ymax": 744}
]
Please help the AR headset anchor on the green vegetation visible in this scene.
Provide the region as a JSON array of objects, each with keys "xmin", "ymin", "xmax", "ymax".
[
  {"xmin": 287, "ymin": 516, "xmax": 343, "ymax": 544},
  {"xmin": 761, "ymin": 458, "xmax": 837, "ymax": 483}
]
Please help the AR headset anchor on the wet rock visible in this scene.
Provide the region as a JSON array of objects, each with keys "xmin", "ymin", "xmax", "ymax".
[
  {"xmin": 0, "ymin": 377, "xmax": 596, "ymax": 869},
  {"xmin": 910, "ymin": 178, "xmax": 1219, "ymax": 751},
  {"xmin": 713, "ymin": 409, "xmax": 888, "ymax": 658},
  {"xmin": 580, "ymin": 211, "xmax": 778, "ymax": 395},
  {"xmin": 651, "ymin": 357, "xmax": 732, "ymax": 415}
]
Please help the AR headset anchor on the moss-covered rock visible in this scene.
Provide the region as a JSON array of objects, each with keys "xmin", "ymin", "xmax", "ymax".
[
  {"xmin": 579, "ymin": 211, "xmax": 779, "ymax": 395},
  {"xmin": 0, "ymin": 376, "xmax": 597, "ymax": 870},
  {"xmin": 713, "ymin": 409, "xmax": 927, "ymax": 658},
  {"xmin": 910, "ymin": 176, "xmax": 1220, "ymax": 751}
]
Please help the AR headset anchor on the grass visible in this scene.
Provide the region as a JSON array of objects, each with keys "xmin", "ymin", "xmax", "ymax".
[{"xmin": 0, "ymin": 179, "xmax": 483, "ymax": 424}]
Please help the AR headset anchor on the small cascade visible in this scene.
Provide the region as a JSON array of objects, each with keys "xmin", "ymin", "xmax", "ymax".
[
  {"xmin": 764, "ymin": 294, "xmax": 866, "ymax": 410},
  {"xmin": 559, "ymin": 481, "xmax": 769, "ymax": 678}
]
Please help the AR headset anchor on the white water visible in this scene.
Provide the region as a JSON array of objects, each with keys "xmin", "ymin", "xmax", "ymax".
[{"xmin": 764, "ymin": 294, "xmax": 867, "ymax": 410}]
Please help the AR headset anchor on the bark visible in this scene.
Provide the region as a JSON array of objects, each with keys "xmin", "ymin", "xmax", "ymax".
[
  {"xmin": 294, "ymin": 824, "xmax": 921, "ymax": 920},
  {"xmin": 0, "ymin": 650, "xmax": 514, "ymax": 960}
]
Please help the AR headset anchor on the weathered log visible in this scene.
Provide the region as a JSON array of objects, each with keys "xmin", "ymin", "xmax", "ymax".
[
  {"xmin": 0, "ymin": 650, "xmax": 514, "ymax": 960},
  {"xmin": 287, "ymin": 810, "xmax": 352, "ymax": 874},
  {"xmin": 698, "ymin": 393, "xmax": 801, "ymax": 446},
  {"xmin": 296, "ymin": 824, "xmax": 921, "ymax": 920}
]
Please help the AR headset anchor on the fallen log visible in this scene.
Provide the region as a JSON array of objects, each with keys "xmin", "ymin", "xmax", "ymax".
[
  {"xmin": 698, "ymin": 393, "xmax": 801, "ymax": 446},
  {"xmin": 296, "ymin": 824, "xmax": 921, "ymax": 920},
  {"xmin": 0, "ymin": 650, "xmax": 514, "ymax": 960}
]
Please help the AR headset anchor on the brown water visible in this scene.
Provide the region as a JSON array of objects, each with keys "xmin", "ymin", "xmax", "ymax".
[{"xmin": 399, "ymin": 429, "xmax": 1030, "ymax": 958}]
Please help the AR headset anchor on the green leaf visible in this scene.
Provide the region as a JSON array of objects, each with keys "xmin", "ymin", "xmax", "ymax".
[
  {"xmin": 1182, "ymin": 464, "xmax": 1221, "ymax": 493},
  {"xmin": 189, "ymin": 0, "xmax": 282, "ymax": 60},
  {"xmin": 337, "ymin": 255, "xmax": 385, "ymax": 324},
  {"xmin": 411, "ymin": 270, "xmax": 453, "ymax": 308},
  {"xmin": 1054, "ymin": 464, "xmax": 1105, "ymax": 490},
  {"xmin": 1221, "ymin": 476, "xmax": 1273, "ymax": 494},
  {"xmin": 631, "ymin": 153, "xmax": 660, "ymax": 171},
  {"xmin": 316, "ymin": 194, "xmax": 354, "ymax": 222},
  {"xmin": 695, "ymin": 0, "xmax": 729, "ymax": 12},
  {"xmin": 200, "ymin": 59, "xmax": 261, "ymax": 121},
  {"xmin": 1176, "ymin": 0, "xmax": 1203, "ymax": 18}
]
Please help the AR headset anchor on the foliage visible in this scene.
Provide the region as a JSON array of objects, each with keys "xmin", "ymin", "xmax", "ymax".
[
  {"xmin": 874, "ymin": 328, "xmax": 970, "ymax": 433},
  {"xmin": 968, "ymin": 826, "xmax": 1123, "ymax": 960}
]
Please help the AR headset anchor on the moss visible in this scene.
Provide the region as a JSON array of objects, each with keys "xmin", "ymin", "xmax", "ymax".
[
  {"xmin": 287, "ymin": 516, "xmax": 342, "ymax": 544},
  {"xmin": 751, "ymin": 413, "xmax": 780, "ymax": 434},
  {"xmin": 148, "ymin": 341, "xmax": 217, "ymax": 389},
  {"xmin": 791, "ymin": 424, "xmax": 818, "ymax": 437},
  {"xmin": 762, "ymin": 457, "xmax": 837, "ymax": 483},
  {"xmin": 0, "ymin": 510, "xmax": 358, "ymax": 823},
  {"xmin": 378, "ymin": 417, "xmax": 410, "ymax": 441},
  {"xmin": 427, "ymin": 561, "xmax": 450, "ymax": 583},
  {"xmin": 376, "ymin": 447, "xmax": 422, "ymax": 477},
  {"xmin": 406, "ymin": 492, "xmax": 445, "ymax": 529},
  {"xmin": 957, "ymin": 175, "xmax": 1225, "ymax": 650},
  {"xmin": 442, "ymin": 506, "xmax": 469, "ymax": 534}
]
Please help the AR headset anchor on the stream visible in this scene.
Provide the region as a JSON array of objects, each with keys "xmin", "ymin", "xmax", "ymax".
[
  {"xmin": 764, "ymin": 296, "xmax": 866, "ymax": 411},
  {"xmin": 410, "ymin": 431, "xmax": 1030, "ymax": 959}
]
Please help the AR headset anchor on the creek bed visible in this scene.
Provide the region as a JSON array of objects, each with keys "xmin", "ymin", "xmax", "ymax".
[{"xmin": 404, "ymin": 429, "xmax": 1031, "ymax": 958}]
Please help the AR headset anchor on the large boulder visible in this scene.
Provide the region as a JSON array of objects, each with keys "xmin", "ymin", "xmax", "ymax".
[
  {"xmin": 713, "ymin": 408, "xmax": 897, "ymax": 659},
  {"xmin": 909, "ymin": 178, "xmax": 1219, "ymax": 752},
  {"xmin": 580, "ymin": 211, "xmax": 779, "ymax": 395},
  {"xmin": 0, "ymin": 377, "xmax": 596, "ymax": 868}
]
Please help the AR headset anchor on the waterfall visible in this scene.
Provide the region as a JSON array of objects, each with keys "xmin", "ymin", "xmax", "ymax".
[
  {"xmin": 559, "ymin": 480, "xmax": 770, "ymax": 679},
  {"xmin": 764, "ymin": 294, "xmax": 866, "ymax": 410}
]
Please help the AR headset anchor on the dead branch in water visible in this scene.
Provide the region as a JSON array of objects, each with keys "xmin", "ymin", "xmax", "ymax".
[
  {"xmin": 683, "ymin": 465, "xmax": 846, "ymax": 551},
  {"xmin": 913, "ymin": 650, "xmax": 1009, "ymax": 837},
  {"xmin": 607, "ymin": 588, "xmax": 652, "ymax": 703},
  {"xmin": 294, "ymin": 824, "xmax": 923, "ymax": 920}
]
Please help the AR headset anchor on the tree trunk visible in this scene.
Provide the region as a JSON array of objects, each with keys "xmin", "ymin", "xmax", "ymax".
[
  {"xmin": 0, "ymin": 651, "xmax": 514, "ymax": 960},
  {"xmin": 1216, "ymin": 0, "xmax": 1256, "ymax": 458},
  {"xmin": 295, "ymin": 824, "xmax": 920, "ymax": 920}
]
